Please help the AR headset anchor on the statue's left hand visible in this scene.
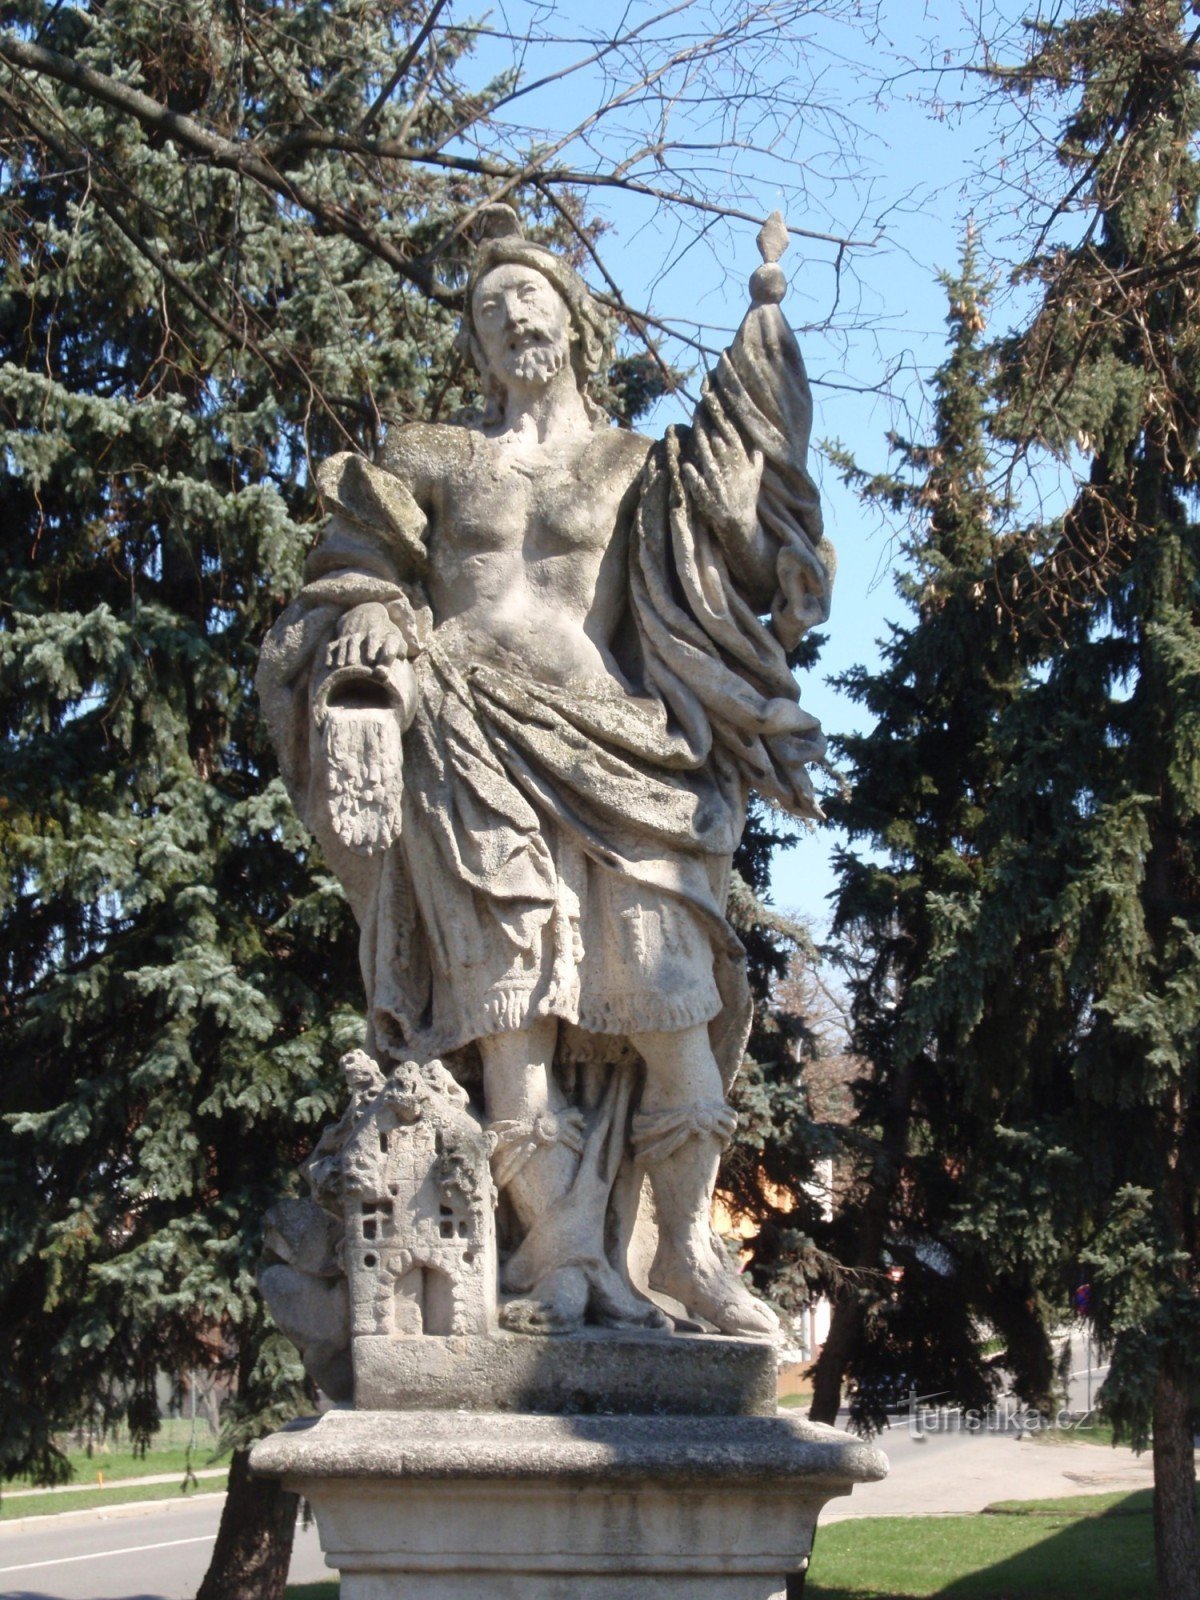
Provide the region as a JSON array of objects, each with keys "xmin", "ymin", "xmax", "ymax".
[
  {"xmin": 682, "ymin": 408, "xmax": 764, "ymax": 547},
  {"xmin": 326, "ymin": 601, "xmax": 408, "ymax": 670}
]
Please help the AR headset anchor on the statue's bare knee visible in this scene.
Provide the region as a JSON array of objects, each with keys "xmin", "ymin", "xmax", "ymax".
[
  {"xmin": 630, "ymin": 1020, "xmax": 723, "ymax": 1108},
  {"xmin": 479, "ymin": 1017, "xmax": 559, "ymax": 1121}
]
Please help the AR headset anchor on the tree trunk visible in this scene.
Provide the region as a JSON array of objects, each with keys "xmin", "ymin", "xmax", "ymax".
[
  {"xmin": 1152, "ymin": 1359, "xmax": 1199, "ymax": 1600},
  {"xmin": 808, "ymin": 1051, "xmax": 917, "ymax": 1427},
  {"xmin": 808, "ymin": 1290, "xmax": 864, "ymax": 1424},
  {"xmin": 195, "ymin": 1446, "xmax": 298, "ymax": 1600}
]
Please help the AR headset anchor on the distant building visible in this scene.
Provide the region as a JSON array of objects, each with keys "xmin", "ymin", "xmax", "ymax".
[{"xmin": 714, "ymin": 1156, "xmax": 833, "ymax": 1377}]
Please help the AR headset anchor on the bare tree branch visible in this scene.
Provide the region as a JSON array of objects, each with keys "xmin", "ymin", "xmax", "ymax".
[
  {"xmin": 357, "ymin": 0, "xmax": 452, "ymax": 137},
  {"xmin": 0, "ymin": 2, "xmax": 897, "ymax": 409},
  {"xmin": 0, "ymin": 23, "xmax": 876, "ymax": 256}
]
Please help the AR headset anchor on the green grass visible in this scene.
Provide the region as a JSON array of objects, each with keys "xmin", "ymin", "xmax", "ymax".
[
  {"xmin": 6, "ymin": 1446, "xmax": 223, "ymax": 1486},
  {"xmin": 4, "ymin": 1419, "xmax": 226, "ymax": 1489},
  {"xmin": 984, "ymin": 1488, "xmax": 1152, "ymax": 1519},
  {"xmin": 806, "ymin": 1487, "xmax": 1185, "ymax": 1598},
  {"xmin": 1, "ymin": 1474, "xmax": 228, "ymax": 1521},
  {"xmin": 286, "ymin": 1586, "xmax": 337, "ymax": 1599},
  {"xmin": 1031, "ymin": 1417, "xmax": 1118, "ymax": 1450},
  {"xmin": 3, "ymin": 1427, "xmax": 225, "ymax": 1484}
]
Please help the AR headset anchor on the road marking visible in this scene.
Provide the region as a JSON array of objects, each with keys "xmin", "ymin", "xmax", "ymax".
[{"xmin": 0, "ymin": 1533, "xmax": 212, "ymax": 1574}]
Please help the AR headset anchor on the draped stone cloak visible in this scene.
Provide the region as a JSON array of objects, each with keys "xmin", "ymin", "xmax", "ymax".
[{"xmin": 257, "ymin": 294, "xmax": 833, "ymax": 1092}]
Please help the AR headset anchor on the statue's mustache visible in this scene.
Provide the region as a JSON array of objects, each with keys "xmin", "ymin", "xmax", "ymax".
[{"xmin": 508, "ymin": 327, "xmax": 552, "ymax": 348}]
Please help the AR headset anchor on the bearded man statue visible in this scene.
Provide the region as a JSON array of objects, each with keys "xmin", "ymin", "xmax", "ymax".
[{"xmin": 258, "ymin": 205, "xmax": 833, "ymax": 1342}]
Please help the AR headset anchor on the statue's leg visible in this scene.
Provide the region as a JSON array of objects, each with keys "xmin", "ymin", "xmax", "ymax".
[
  {"xmin": 480, "ymin": 1019, "xmax": 590, "ymax": 1332},
  {"xmin": 629, "ymin": 1023, "xmax": 779, "ymax": 1339}
]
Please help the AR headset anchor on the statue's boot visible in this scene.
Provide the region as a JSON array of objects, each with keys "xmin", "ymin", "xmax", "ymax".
[
  {"xmin": 633, "ymin": 1101, "xmax": 780, "ymax": 1340},
  {"xmin": 490, "ymin": 1110, "xmax": 590, "ymax": 1332},
  {"xmin": 586, "ymin": 1258, "xmax": 672, "ymax": 1331}
]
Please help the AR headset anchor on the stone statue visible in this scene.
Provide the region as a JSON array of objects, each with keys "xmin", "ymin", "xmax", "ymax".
[{"xmin": 257, "ymin": 207, "xmax": 833, "ymax": 1358}]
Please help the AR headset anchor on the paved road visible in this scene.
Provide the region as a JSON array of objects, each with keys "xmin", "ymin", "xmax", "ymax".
[
  {"xmin": 1064, "ymin": 1325, "xmax": 1110, "ymax": 1415},
  {"xmin": 0, "ymin": 1495, "xmax": 329, "ymax": 1600}
]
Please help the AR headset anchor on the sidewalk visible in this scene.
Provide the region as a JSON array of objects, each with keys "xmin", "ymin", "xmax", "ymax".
[
  {"xmin": 3, "ymin": 1467, "xmax": 227, "ymax": 1499},
  {"xmin": 822, "ymin": 1429, "xmax": 1159, "ymax": 1522}
]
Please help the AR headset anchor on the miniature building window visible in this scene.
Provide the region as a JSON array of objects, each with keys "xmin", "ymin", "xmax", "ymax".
[
  {"xmin": 379, "ymin": 1131, "xmax": 388, "ymax": 1154},
  {"xmin": 362, "ymin": 1200, "xmax": 394, "ymax": 1242}
]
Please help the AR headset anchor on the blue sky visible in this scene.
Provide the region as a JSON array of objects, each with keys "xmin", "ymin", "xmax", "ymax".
[{"xmin": 461, "ymin": 0, "xmax": 1041, "ymax": 930}]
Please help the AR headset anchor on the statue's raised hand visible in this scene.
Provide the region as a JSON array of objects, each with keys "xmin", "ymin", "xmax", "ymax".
[{"xmin": 681, "ymin": 406, "xmax": 764, "ymax": 548}]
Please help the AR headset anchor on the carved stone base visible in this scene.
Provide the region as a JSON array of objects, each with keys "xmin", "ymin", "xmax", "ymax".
[
  {"xmin": 250, "ymin": 1409, "xmax": 887, "ymax": 1600},
  {"xmin": 353, "ymin": 1327, "xmax": 777, "ymax": 1414}
]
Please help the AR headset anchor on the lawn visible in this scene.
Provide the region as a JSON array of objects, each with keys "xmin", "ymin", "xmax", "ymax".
[
  {"xmin": 1030, "ymin": 1417, "xmax": 1118, "ymax": 1450},
  {"xmin": 3, "ymin": 1418, "xmax": 225, "ymax": 1490},
  {"xmin": 806, "ymin": 1487, "xmax": 1178, "ymax": 1598},
  {"xmin": 283, "ymin": 1489, "xmax": 1182, "ymax": 1600}
]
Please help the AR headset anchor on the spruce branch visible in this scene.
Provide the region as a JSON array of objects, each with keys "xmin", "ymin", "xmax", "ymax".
[{"xmin": 0, "ymin": 30, "xmax": 451, "ymax": 303}]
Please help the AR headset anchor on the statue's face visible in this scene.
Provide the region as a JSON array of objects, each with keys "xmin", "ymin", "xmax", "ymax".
[{"xmin": 472, "ymin": 263, "xmax": 573, "ymax": 388}]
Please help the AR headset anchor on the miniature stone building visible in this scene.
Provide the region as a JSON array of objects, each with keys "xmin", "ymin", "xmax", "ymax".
[
  {"xmin": 337, "ymin": 1057, "xmax": 497, "ymax": 1341},
  {"xmin": 284, "ymin": 1056, "xmax": 499, "ymax": 1356}
]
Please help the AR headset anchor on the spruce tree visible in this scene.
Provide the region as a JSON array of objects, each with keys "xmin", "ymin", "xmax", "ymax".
[
  {"xmin": 721, "ymin": 800, "xmax": 840, "ymax": 1322},
  {"xmin": 811, "ymin": 238, "xmax": 1054, "ymax": 1429},
  {"xmin": 0, "ymin": 4, "xmax": 507, "ymax": 1594},
  {"xmin": 941, "ymin": 4, "xmax": 1200, "ymax": 1590}
]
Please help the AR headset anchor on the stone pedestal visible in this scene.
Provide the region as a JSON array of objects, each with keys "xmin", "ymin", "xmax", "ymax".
[
  {"xmin": 353, "ymin": 1327, "xmax": 777, "ymax": 1414},
  {"xmin": 251, "ymin": 1408, "xmax": 887, "ymax": 1600}
]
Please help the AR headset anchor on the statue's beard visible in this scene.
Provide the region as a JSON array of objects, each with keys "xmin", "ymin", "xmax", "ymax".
[{"xmin": 508, "ymin": 338, "xmax": 569, "ymax": 385}]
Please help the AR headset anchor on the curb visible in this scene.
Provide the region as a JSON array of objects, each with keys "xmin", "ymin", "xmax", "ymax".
[{"xmin": 0, "ymin": 1490, "xmax": 227, "ymax": 1536}]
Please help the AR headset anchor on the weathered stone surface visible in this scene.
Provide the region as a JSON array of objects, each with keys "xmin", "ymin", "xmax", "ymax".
[
  {"xmin": 256, "ymin": 207, "xmax": 832, "ymax": 1345},
  {"xmin": 352, "ymin": 1328, "xmax": 777, "ymax": 1415},
  {"xmin": 249, "ymin": 211, "xmax": 881, "ymax": 1600},
  {"xmin": 259, "ymin": 1052, "xmax": 497, "ymax": 1397},
  {"xmin": 250, "ymin": 1409, "xmax": 887, "ymax": 1600},
  {"xmin": 252, "ymin": 1406, "xmax": 886, "ymax": 1483}
]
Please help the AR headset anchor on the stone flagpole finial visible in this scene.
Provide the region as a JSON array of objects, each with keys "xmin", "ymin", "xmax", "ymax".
[{"xmin": 750, "ymin": 210, "xmax": 789, "ymax": 306}]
